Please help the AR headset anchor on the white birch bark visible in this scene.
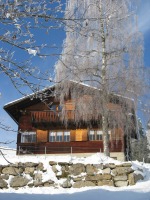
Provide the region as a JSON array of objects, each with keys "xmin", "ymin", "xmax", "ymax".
[{"xmin": 99, "ymin": 0, "xmax": 110, "ymax": 156}]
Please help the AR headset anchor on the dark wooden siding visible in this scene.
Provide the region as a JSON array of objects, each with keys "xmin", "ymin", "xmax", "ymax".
[
  {"xmin": 17, "ymin": 99, "xmax": 125, "ymax": 154},
  {"xmin": 17, "ymin": 140, "xmax": 123, "ymax": 154},
  {"xmin": 19, "ymin": 115, "xmax": 33, "ymax": 131}
]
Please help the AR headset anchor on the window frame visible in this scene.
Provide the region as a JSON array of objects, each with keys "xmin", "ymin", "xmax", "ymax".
[
  {"xmin": 49, "ymin": 130, "xmax": 70, "ymax": 142},
  {"xmin": 56, "ymin": 131, "xmax": 63, "ymax": 142},
  {"xmin": 89, "ymin": 130, "xmax": 95, "ymax": 141},
  {"xmin": 49, "ymin": 104, "xmax": 62, "ymax": 112},
  {"xmin": 96, "ymin": 130, "xmax": 103, "ymax": 140},
  {"xmin": 49, "ymin": 131, "xmax": 56, "ymax": 142},
  {"xmin": 64, "ymin": 131, "xmax": 70, "ymax": 142},
  {"xmin": 21, "ymin": 131, "xmax": 36, "ymax": 143},
  {"xmin": 89, "ymin": 130, "xmax": 111, "ymax": 141}
]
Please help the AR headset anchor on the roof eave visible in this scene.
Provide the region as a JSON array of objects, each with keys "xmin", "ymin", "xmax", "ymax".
[{"xmin": 3, "ymin": 106, "xmax": 18, "ymax": 125}]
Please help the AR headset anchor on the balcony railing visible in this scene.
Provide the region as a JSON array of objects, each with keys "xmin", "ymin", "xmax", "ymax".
[
  {"xmin": 31, "ymin": 110, "xmax": 75, "ymax": 123},
  {"xmin": 17, "ymin": 141, "xmax": 123, "ymax": 155}
]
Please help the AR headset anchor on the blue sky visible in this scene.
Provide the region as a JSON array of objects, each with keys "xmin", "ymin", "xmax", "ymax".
[
  {"xmin": 0, "ymin": 1, "xmax": 150, "ymax": 148},
  {"xmin": 138, "ymin": 1, "xmax": 150, "ymax": 67}
]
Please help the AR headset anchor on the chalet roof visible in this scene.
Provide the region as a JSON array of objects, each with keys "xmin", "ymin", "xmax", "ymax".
[
  {"xmin": 3, "ymin": 80, "xmax": 134, "ymax": 124},
  {"xmin": 4, "ymin": 80, "xmax": 134, "ymax": 108},
  {"xmin": 3, "ymin": 80, "xmax": 96, "ymax": 108},
  {"xmin": 4, "ymin": 85, "xmax": 54, "ymax": 108}
]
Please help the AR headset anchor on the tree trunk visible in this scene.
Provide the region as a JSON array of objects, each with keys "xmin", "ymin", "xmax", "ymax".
[
  {"xmin": 99, "ymin": 1, "xmax": 110, "ymax": 157},
  {"xmin": 102, "ymin": 113, "xmax": 110, "ymax": 156}
]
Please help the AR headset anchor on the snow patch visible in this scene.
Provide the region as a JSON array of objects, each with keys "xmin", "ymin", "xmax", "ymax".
[
  {"xmin": 6, "ymin": 13, "xmax": 11, "ymax": 18},
  {"xmin": 27, "ymin": 48, "xmax": 37, "ymax": 56}
]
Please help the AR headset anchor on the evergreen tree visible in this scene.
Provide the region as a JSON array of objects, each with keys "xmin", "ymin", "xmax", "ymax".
[{"xmin": 131, "ymin": 118, "xmax": 150, "ymax": 162}]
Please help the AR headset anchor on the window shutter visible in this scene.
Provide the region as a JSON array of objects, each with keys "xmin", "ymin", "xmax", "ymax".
[
  {"xmin": 70, "ymin": 130, "xmax": 76, "ymax": 141},
  {"xmin": 82, "ymin": 129, "xmax": 88, "ymax": 141},
  {"xmin": 37, "ymin": 130, "xmax": 48, "ymax": 142},
  {"xmin": 75, "ymin": 129, "xmax": 83, "ymax": 141}
]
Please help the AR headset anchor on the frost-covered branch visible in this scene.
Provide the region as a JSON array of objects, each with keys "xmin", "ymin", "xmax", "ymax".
[
  {"xmin": 0, "ymin": 0, "xmax": 66, "ymax": 95},
  {"xmin": 0, "ymin": 121, "xmax": 16, "ymax": 132}
]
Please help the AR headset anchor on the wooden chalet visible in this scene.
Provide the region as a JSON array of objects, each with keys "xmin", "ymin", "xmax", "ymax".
[{"xmin": 3, "ymin": 81, "xmax": 137, "ymax": 161}]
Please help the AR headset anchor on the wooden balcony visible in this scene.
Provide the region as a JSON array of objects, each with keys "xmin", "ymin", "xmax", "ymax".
[
  {"xmin": 30, "ymin": 110, "xmax": 101, "ymax": 129},
  {"xmin": 17, "ymin": 140, "xmax": 124, "ymax": 155},
  {"xmin": 31, "ymin": 111, "xmax": 58, "ymax": 123},
  {"xmin": 31, "ymin": 110, "xmax": 75, "ymax": 123}
]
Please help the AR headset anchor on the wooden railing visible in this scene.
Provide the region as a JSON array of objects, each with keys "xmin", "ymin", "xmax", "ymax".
[
  {"xmin": 31, "ymin": 111, "xmax": 58, "ymax": 122},
  {"xmin": 31, "ymin": 110, "xmax": 75, "ymax": 123},
  {"xmin": 17, "ymin": 140, "xmax": 124, "ymax": 155}
]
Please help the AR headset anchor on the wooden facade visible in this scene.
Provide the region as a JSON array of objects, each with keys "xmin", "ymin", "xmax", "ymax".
[{"xmin": 3, "ymin": 81, "xmax": 136, "ymax": 158}]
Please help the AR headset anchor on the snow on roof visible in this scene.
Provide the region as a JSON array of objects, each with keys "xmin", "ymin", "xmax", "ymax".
[
  {"xmin": 4, "ymin": 80, "xmax": 96, "ymax": 108},
  {"xmin": 70, "ymin": 80, "xmax": 134, "ymax": 102},
  {"xmin": 114, "ymin": 93, "xmax": 134, "ymax": 102},
  {"xmin": 4, "ymin": 80, "xmax": 134, "ymax": 108},
  {"xmin": 69, "ymin": 80, "xmax": 99, "ymax": 90},
  {"xmin": 4, "ymin": 84, "xmax": 55, "ymax": 108},
  {"xmin": 4, "ymin": 94, "xmax": 32, "ymax": 108}
]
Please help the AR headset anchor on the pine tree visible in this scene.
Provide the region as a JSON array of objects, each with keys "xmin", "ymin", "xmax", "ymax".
[{"xmin": 131, "ymin": 119, "xmax": 150, "ymax": 162}]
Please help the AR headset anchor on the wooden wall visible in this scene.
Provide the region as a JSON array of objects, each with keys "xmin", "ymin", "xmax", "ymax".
[
  {"xmin": 111, "ymin": 128, "xmax": 123, "ymax": 140},
  {"xmin": 64, "ymin": 100, "xmax": 75, "ymax": 111},
  {"xmin": 19, "ymin": 115, "xmax": 33, "ymax": 131},
  {"xmin": 18, "ymin": 99, "xmax": 124, "ymax": 153},
  {"xmin": 26, "ymin": 102, "xmax": 48, "ymax": 111},
  {"xmin": 107, "ymin": 103, "xmax": 121, "ymax": 111}
]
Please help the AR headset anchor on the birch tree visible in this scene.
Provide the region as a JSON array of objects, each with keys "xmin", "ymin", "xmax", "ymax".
[{"xmin": 55, "ymin": 0, "xmax": 144, "ymax": 156}]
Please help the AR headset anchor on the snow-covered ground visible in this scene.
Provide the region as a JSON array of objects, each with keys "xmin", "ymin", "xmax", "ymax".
[{"xmin": 0, "ymin": 147, "xmax": 150, "ymax": 200}]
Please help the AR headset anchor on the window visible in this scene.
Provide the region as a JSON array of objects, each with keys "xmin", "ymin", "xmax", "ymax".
[
  {"xmin": 49, "ymin": 132, "xmax": 56, "ymax": 142},
  {"xmin": 58, "ymin": 105, "xmax": 62, "ymax": 111},
  {"xmin": 89, "ymin": 130, "xmax": 95, "ymax": 141},
  {"xmin": 21, "ymin": 132, "xmax": 36, "ymax": 143},
  {"xmin": 64, "ymin": 131, "xmax": 70, "ymax": 142},
  {"xmin": 89, "ymin": 130, "xmax": 106, "ymax": 141},
  {"xmin": 97, "ymin": 131, "xmax": 103, "ymax": 140},
  {"xmin": 89, "ymin": 130, "xmax": 111, "ymax": 141},
  {"xmin": 49, "ymin": 131, "xmax": 70, "ymax": 142},
  {"xmin": 50, "ymin": 105, "xmax": 56, "ymax": 111},
  {"xmin": 49, "ymin": 104, "xmax": 62, "ymax": 112},
  {"xmin": 56, "ymin": 132, "xmax": 63, "ymax": 142}
]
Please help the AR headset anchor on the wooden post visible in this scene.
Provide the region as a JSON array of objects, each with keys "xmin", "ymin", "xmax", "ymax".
[
  {"xmin": 70, "ymin": 146, "xmax": 73, "ymax": 162},
  {"xmin": 18, "ymin": 146, "xmax": 20, "ymax": 155},
  {"xmin": 71, "ymin": 146, "xmax": 72, "ymax": 157}
]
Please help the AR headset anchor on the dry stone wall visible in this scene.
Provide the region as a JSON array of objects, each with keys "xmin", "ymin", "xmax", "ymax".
[{"xmin": 0, "ymin": 161, "xmax": 144, "ymax": 189}]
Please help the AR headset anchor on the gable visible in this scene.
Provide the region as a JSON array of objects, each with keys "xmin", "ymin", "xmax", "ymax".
[{"xmin": 4, "ymin": 81, "xmax": 135, "ymax": 125}]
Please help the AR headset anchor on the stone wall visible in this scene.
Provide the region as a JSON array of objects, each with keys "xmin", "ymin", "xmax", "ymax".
[{"xmin": 0, "ymin": 161, "xmax": 144, "ymax": 189}]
